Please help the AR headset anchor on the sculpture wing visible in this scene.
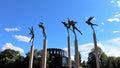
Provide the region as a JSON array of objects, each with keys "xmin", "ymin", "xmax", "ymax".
[{"xmin": 88, "ymin": 17, "xmax": 94, "ymax": 21}]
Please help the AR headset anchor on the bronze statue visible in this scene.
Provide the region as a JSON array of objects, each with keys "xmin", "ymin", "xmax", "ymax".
[
  {"xmin": 68, "ymin": 18, "xmax": 82, "ymax": 35},
  {"xmin": 38, "ymin": 22, "xmax": 46, "ymax": 39},
  {"xmin": 61, "ymin": 21, "xmax": 70, "ymax": 35},
  {"xmin": 68, "ymin": 18, "xmax": 82, "ymax": 39},
  {"xmin": 29, "ymin": 26, "xmax": 34, "ymax": 43},
  {"xmin": 86, "ymin": 17, "xmax": 98, "ymax": 32}
]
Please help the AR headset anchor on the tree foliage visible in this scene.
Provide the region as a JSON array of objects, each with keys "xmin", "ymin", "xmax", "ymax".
[
  {"xmin": 1, "ymin": 48, "xmax": 120, "ymax": 68},
  {"xmin": 87, "ymin": 46, "xmax": 120, "ymax": 68}
]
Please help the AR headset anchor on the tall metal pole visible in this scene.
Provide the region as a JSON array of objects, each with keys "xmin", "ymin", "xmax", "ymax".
[
  {"xmin": 41, "ymin": 39, "xmax": 47, "ymax": 68},
  {"xmin": 68, "ymin": 35, "xmax": 71, "ymax": 68},
  {"xmin": 93, "ymin": 32, "xmax": 100, "ymax": 68},
  {"xmin": 29, "ymin": 45, "xmax": 34, "ymax": 68},
  {"xmin": 74, "ymin": 39, "xmax": 79, "ymax": 68}
]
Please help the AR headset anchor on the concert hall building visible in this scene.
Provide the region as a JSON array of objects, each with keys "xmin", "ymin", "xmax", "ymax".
[{"xmin": 47, "ymin": 48, "xmax": 68, "ymax": 68}]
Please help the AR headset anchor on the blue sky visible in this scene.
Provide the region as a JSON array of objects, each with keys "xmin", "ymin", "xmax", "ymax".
[{"xmin": 0, "ymin": 0, "xmax": 120, "ymax": 61}]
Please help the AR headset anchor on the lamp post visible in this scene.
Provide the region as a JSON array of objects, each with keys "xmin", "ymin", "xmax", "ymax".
[
  {"xmin": 86, "ymin": 17, "xmax": 100, "ymax": 68},
  {"xmin": 38, "ymin": 23, "xmax": 47, "ymax": 68},
  {"xmin": 28, "ymin": 27, "xmax": 35, "ymax": 68}
]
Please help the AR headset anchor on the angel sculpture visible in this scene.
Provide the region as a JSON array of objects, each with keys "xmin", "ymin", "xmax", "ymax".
[
  {"xmin": 38, "ymin": 22, "xmax": 46, "ymax": 39},
  {"xmin": 29, "ymin": 26, "xmax": 34, "ymax": 43},
  {"xmin": 67, "ymin": 18, "xmax": 82, "ymax": 39},
  {"xmin": 61, "ymin": 21, "xmax": 70, "ymax": 34},
  {"xmin": 86, "ymin": 17, "xmax": 98, "ymax": 32},
  {"xmin": 68, "ymin": 18, "xmax": 82, "ymax": 35}
]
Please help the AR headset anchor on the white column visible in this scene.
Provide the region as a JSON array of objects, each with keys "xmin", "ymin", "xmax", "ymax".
[
  {"xmin": 74, "ymin": 39, "xmax": 79, "ymax": 68},
  {"xmin": 93, "ymin": 32, "xmax": 100, "ymax": 68},
  {"xmin": 68, "ymin": 36, "xmax": 71, "ymax": 68},
  {"xmin": 29, "ymin": 45, "xmax": 34, "ymax": 68},
  {"xmin": 42, "ymin": 39, "xmax": 47, "ymax": 68}
]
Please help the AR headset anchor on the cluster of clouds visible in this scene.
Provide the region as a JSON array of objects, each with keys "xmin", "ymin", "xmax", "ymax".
[
  {"xmin": 107, "ymin": 12, "xmax": 120, "ymax": 22},
  {"xmin": 64, "ymin": 37, "xmax": 120, "ymax": 61},
  {"xmin": 1, "ymin": 0, "xmax": 120, "ymax": 61},
  {"xmin": 0, "ymin": 43, "xmax": 24, "ymax": 54},
  {"xmin": 5, "ymin": 27, "xmax": 20, "ymax": 32},
  {"xmin": 108, "ymin": 0, "xmax": 120, "ymax": 23},
  {"xmin": 4, "ymin": 27, "xmax": 30, "ymax": 43},
  {"xmin": 13, "ymin": 35, "xmax": 30, "ymax": 42},
  {"xmin": 111, "ymin": 0, "xmax": 120, "ymax": 8},
  {"xmin": 0, "ymin": 27, "xmax": 31, "ymax": 54},
  {"xmin": 108, "ymin": 16, "xmax": 120, "ymax": 33}
]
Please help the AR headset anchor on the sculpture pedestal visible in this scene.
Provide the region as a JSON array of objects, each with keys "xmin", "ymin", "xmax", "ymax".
[
  {"xmin": 41, "ymin": 39, "xmax": 47, "ymax": 68},
  {"xmin": 29, "ymin": 45, "xmax": 34, "ymax": 68},
  {"xmin": 93, "ymin": 32, "xmax": 100, "ymax": 68},
  {"xmin": 74, "ymin": 39, "xmax": 79, "ymax": 68},
  {"xmin": 68, "ymin": 36, "xmax": 71, "ymax": 68}
]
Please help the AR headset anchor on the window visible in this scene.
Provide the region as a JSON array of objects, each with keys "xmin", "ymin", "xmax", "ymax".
[{"xmin": 62, "ymin": 57, "xmax": 66, "ymax": 64}]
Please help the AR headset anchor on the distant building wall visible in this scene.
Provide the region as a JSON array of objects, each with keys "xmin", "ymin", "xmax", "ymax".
[{"xmin": 47, "ymin": 48, "xmax": 67, "ymax": 68}]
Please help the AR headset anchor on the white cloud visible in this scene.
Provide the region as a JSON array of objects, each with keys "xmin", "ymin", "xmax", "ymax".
[
  {"xmin": 63, "ymin": 48, "xmax": 68, "ymax": 51},
  {"xmin": 100, "ymin": 29, "xmax": 104, "ymax": 32},
  {"xmin": 106, "ymin": 37, "xmax": 120, "ymax": 45},
  {"xmin": 107, "ymin": 17, "xmax": 120, "ymax": 22},
  {"xmin": 117, "ymin": 0, "xmax": 120, "ymax": 7},
  {"xmin": 114, "ymin": 13, "xmax": 120, "ymax": 17},
  {"xmin": 112, "ymin": 30, "xmax": 120, "ymax": 33},
  {"xmin": 101, "ymin": 22, "xmax": 105, "ymax": 25},
  {"xmin": 0, "ymin": 43, "xmax": 24, "ymax": 54},
  {"xmin": 78, "ymin": 43, "xmax": 105, "ymax": 61},
  {"xmin": 5, "ymin": 27, "xmax": 20, "ymax": 32},
  {"xmin": 71, "ymin": 56, "xmax": 74, "ymax": 61},
  {"xmin": 105, "ymin": 46, "xmax": 120, "ymax": 57},
  {"xmin": 63, "ymin": 37, "xmax": 120, "ymax": 61},
  {"xmin": 111, "ymin": 0, "xmax": 115, "ymax": 4},
  {"xmin": 79, "ymin": 39, "xmax": 120, "ymax": 61},
  {"xmin": 110, "ymin": 0, "xmax": 120, "ymax": 8},
  {"xmin": 107, "ymin": 13, "xmax": 120, "ymax": 22},
  {"xmin": 14, "ymin": 35, "xmax": 30, "ymax": 42},
  {"xmin": 101, "ymin": 37, "xmax": 120, "ymax": 57}
]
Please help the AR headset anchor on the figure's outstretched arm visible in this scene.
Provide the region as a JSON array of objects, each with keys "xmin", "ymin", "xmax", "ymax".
[
  {"xmin": 93, "ymin": 24, "xmax": 98, "ymax": 26},
  {"xmin": 61, "ymin": 21, "xmax": 68, "ymax": 28},
  {"xmin": 75, "ymin": 27, "xmax": 82, "ymax": 35}
]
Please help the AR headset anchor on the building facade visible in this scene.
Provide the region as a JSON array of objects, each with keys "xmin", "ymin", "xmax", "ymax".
[{"xmin": 47, "ymin": 48, "xmax": 67, "ymax": 68}]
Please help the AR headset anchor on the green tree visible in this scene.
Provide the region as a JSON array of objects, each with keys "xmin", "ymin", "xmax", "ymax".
[
  {"xmin": 79, "ymin": 52, "xmax": 82, "ymax": 66},
  {"xmin": 87, "ymin": 51, "xmax": 96, "ymax": 68},
  {"xmin": 87, "ymin": 47, "xmax": 103, "ymax": 68},
  {"xmin": 106, "ymin": 56, "xmax": 116, "ymax": 68},
  {"xmin": 82, "ymin": 61, "xmax": 88, "ymax": 68},
  {"xmin": 25, "ymin": 49, "xmax": 42, "ymax": 68},
  {"xmin": 0, "ymin": 49, "xmax": 20, "ymax": 68},
  {"xmin": 99, "ymin": 52, "xmax": 108, "ymax": 68},
  {"xmin": 116, "ymin": 57, "xmax": 120, "ymax": 68}
]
